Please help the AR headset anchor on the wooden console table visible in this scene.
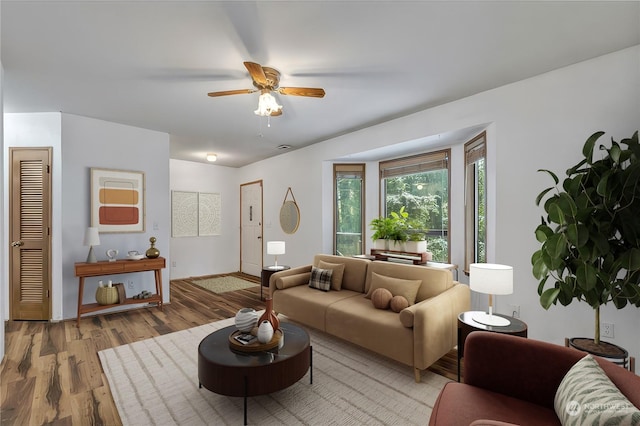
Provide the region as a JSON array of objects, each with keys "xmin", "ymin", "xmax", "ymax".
[{"xmin": 74, "ymin": 257, "xmax": 166, "ymax": 327}]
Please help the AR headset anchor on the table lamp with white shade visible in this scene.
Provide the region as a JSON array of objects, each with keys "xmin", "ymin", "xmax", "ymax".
[
  {"xmin": 469, "ymin": 263, "xmax": 513, "ymax": 326},
  {"xmin": 84, "ymin": 227, "xmax": 101, "ymax": 263},
  {"xmin": 267, "ymin": 241, "xmax": 286, "ymax": 270}
]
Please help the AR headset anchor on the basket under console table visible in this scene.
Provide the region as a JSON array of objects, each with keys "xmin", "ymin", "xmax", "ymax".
[{"xmin": 74, "ymin": 257, "xmax": 165, "ymax": 327}]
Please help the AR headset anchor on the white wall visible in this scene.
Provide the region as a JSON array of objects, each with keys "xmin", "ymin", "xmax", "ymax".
[
  {"xmin": 169, "ymin": 159, "xmax": 240, "ymax": 278},
  {"xmin": 239, "ymin": 46, "xmax": 640, "ymax": 362},
  {"xmin": 61, "ymin": 114, "xmax": 171, "ymax": 318}
]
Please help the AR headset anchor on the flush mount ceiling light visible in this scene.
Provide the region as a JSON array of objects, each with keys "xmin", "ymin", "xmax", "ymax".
[
  {"xmin": 206, "ymin": 153, "xmax": 217, "ymax": 162},
  {"xmin": 254, "ymin": 91, "xmax": 283, "ymax": 116}
]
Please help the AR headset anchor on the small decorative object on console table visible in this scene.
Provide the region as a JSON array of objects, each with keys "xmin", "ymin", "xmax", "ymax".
[
  {"xmin": 106, "ymin": 248, "xmax": 118, "ymax": 262},
  {"xmin": 84, "ymin": 227, "xmax": 100, "ymax": 263},
  {"xmin": 145, "ymin": 236, "xmax": 160, "ymax": 259},
  {"xmin": 259, "ymin": 297, "xmax": 280, "ymax": 331},
  {"xmin": 95, "ymin": 282, "xmax": 119, "ymax": 305},
  {"xmin": 469, "ymin": 263, "xmax": 513, "ymax": 326},
  {"xmin": 235, "ymin": 308, "xmax": 258, "ymax": 332}
]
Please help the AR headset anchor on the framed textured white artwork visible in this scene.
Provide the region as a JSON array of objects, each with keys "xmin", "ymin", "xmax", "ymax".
[
  {"xmin": 171, "ymin": 191, "xmax": 198, "ymax": 237},
  {"xmin": 198, "ymin": 192, "xmax": 221, "ymax": 236}
]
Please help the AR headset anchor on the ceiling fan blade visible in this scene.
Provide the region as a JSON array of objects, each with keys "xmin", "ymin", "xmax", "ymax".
[
  {"xmin": 207, "ymin": 89, "xmax": 256, "ymax": 97},
  {"xmin": 270, "ymin": 109, "xmax": 283, "ymax": 117},
  {"xmin": 244, "ymin": 61, "xmax": 268, "ymax": 86},
  {"xmin": 278, "ymin": 87, "xmax": 325, "ymax": 98}
]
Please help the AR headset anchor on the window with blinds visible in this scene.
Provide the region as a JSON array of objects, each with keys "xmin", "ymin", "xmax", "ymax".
[
  {"xmin": 464, "ymin": 132, "xmax": 487, "ymax": 272},
  {"xmin": 379, "ymin": 149, "xmax": 450, "ymax": 262},
  {"xmin": 334, "ymin": 164, "xmax": 365, "ymax": 256}
]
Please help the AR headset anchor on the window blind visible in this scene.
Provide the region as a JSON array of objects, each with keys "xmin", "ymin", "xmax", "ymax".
[{"xmin": 380, "ymin": 150, "xmax": 449, "ymax": 178}]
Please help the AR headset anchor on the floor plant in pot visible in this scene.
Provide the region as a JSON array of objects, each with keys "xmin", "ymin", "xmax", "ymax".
[{"xmin": 532, "ymin": 131, "xmax": 640, "ymax": 362}]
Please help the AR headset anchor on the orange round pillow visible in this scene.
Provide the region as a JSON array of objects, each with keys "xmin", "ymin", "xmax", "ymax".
[
  {"xmin": 390, "ymin": 295, "xmax": 409, "ymax": 313},
  {"xmin": 371, "ymin": 287, "xmax": 393, "ymax": 310}
]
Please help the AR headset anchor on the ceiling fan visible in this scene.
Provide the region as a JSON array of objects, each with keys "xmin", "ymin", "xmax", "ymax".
[{"xmin": 207, "ymin": 62, "xmax": 325, "ymax": 116}]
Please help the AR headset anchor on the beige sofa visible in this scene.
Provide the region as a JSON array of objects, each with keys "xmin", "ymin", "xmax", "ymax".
[{"xmin": 268, "ymin": 254, "xmax": 470, "ymax": 381}]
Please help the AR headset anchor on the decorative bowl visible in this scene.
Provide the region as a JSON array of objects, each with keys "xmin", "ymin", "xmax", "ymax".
[{"xmin": 126, "ymin": 254, "xmax": 145, "ymax": 261}]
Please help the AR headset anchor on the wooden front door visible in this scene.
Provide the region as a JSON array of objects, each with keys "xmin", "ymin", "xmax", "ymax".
[{"xmin": 9, "ymin": 148, "xmax": 52, "ymax": 320}]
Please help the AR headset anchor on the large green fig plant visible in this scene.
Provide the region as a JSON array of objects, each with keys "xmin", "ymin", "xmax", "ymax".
[{"xmin": 532, "ymin": 131, "xmax": 640, "ymax": 345}]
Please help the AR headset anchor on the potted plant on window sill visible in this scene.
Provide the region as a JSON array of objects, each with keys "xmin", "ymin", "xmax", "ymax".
[
  {"xmin": 388, "ymin": 207, "xmax": 409, "ymax": 251},
  {"xmin": 370, "ymin": 216, "xmax": 394, "ymax": 250},
  {"xmin": 370, "ymin": 207, "xmax": 410, "ymax": 251},
  {"xmin": 532, "ymin": 131, "xmax": 640, "ymax": 364},
  {"xmin": 405, "ymin": 232, "xmax": 427, "ymax": 253}
]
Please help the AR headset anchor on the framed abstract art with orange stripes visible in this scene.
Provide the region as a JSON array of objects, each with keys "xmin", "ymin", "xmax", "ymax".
[{"xmin": 91, "ymin": 168, "xmax": 145, "ymax": 233}]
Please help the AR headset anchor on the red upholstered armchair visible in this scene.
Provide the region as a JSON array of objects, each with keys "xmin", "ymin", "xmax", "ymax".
[{"xmin": 429, "ymin": 332, "xmax": 640, "ymax": 426}]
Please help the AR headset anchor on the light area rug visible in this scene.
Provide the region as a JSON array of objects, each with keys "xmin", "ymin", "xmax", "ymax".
[
  {"xmin": 189, "ymin": 275, "xmax": 257, "ymax": 294},
  {"xmin": 98, "ymin": 316, "xmax": 450, "ymax": 425}
]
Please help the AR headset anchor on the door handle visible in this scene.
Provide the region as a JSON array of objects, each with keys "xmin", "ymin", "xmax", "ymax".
[
  {"xmin": 11, "ymin": 240, "xmax": 24, "ymax": 247},
  {"xmin": 257, "ymin": 236, "xmax": 262, "ymax": 239}
]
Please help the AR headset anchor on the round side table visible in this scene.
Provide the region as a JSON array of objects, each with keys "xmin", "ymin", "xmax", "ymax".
[
  {"xmin": 457, "ymin": 311, "xmax": 527, "ymax": 381},
  {"xmin": 261, "ymin": 265, "xmax": 290, "ymax": 300}
]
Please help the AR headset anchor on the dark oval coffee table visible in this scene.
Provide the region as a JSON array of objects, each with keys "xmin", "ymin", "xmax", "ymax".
[{"xmin": 198, "ymin": 322, "xmax": 312, "ymax": 425}]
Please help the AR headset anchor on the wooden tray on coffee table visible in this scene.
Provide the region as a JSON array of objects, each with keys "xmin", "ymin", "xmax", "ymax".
[{"xmin": 228, "ymin": 329, "xmax": 283, "ymax": 353}]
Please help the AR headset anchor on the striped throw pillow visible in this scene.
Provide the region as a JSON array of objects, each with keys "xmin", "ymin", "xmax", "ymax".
[{"xmin": 554, "ymin": 354, "xmax": 640, "ymax": 426}]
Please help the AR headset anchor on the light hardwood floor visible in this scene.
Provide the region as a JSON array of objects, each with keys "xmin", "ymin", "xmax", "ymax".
[{"xmin": 0, "ymin": 274, "xmax": 458, "ymax": 426}]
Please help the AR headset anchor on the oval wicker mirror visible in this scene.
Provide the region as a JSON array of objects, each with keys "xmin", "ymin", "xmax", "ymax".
[{"xmin": 280, "ymin": 200, "xmax": 300, "ymax": 234}]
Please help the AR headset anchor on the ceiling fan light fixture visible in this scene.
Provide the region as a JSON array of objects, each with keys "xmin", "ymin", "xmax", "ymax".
[
  {"xmin": 206, "ymin": 153, "xmax": 217, "ymax": 162},
  {"xmin": 254, "ymin": 92, "xmax": 282, "ymax": 116}
]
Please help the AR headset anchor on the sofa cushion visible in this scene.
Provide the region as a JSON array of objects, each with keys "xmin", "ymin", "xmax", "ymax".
[
  {"xmin": 390, "ymin": 295, "xmax": 409, "ymax": 313},
  {"xmin": 325, "ymin": 295, "xmax": 414, "ymax": 366},
  {"xmin": 313, "ymin": 254, "xmax": 370, "ymax": 293},
  {"xmin": 365, "ymin": 261, "xmax": 453, "ymax": 303},
  {"xmin": 276, "ymin": 272, "xmax": 311, "ymax": 289},
  {"xmin": 308, "ymin": 266, "xmax": 332, "ymax": 292},
  {"xmin": 317, "ymin": 260, "xmax": 345, "ymax": 291},
  {"xmin": 554, "ymin": 354, "xmax": 640, "ymax": 426},
  {"xmin": 365, "ymin": 272, "xmax": 421, "ymax": 305},
  {"xmin": 429, "ymin": 382, "xmax": 560, "ymax": 426},
  {"xmin": 371, "ymin": 287, "xmax": 393, "ymax": 309},
  {"xmin": 273, "ymin": 285, "xmax": 361, "ymax": 331}
]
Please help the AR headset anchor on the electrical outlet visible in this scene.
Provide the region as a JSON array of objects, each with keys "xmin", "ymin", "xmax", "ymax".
[
  {"xmin": 127, "ymin": 280, "xmax": 134, "ymax": 290},
  {"xmin": 172, "ymin": 261, "xmax": 177, "ymax": 267},
  {"xmin": 602, "ymin": 322, "xmax": 614, "ymax": 338},
  {"xmin": 508, "ymin": 304, "xmax": 520, "ymax": 319}
]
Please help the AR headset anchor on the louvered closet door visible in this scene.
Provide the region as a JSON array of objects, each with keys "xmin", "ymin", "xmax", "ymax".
[{"xmin": 10, "ymin": 148, "xmax": 52, "ymax": 320}]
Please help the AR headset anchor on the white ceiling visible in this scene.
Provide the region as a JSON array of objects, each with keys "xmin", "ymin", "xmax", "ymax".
[{"xmin": 2, "ymin": 1, "xmax": 639, "ymax": 167}]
